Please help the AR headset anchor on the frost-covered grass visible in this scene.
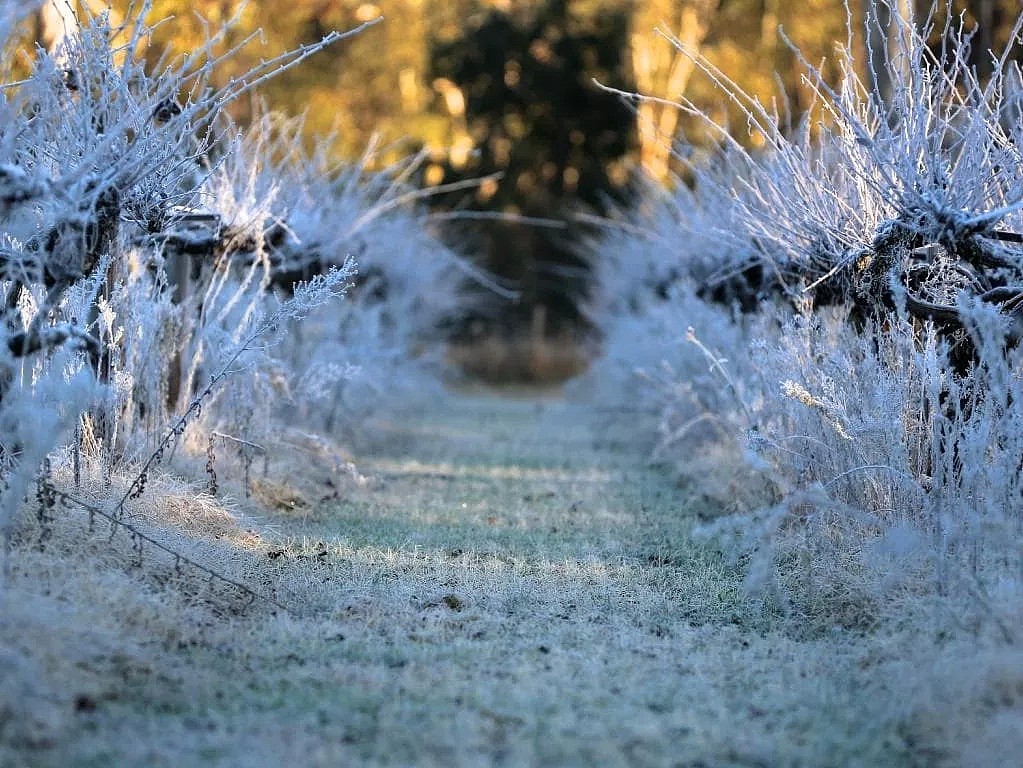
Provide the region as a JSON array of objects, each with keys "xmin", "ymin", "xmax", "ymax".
[
  {"xmin": 4, "ymin": 1, "xmax": 1023, "ymax": 764},
  {"xmin": 6, "ymin": 390, "xmax": 1018, "ymax": 767}
]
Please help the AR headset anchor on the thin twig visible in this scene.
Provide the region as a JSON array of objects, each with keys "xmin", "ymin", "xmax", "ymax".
[
  {"xmin": 117, "ymin": 371, "xmax": 227, "ymax": 513},
  {"xmin": 211, "ymin": 431, "xmax": 267, "ymax": 455}
]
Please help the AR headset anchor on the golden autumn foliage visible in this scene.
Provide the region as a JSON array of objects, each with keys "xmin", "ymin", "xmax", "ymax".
[{"xmin": 13, "ymin": 1, "xmax": 1020, "ymax": 179}]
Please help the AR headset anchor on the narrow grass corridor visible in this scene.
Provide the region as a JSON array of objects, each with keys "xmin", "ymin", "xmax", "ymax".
[{"xmin": 3, "ymin": 388, "xmax": 919, "ymax": 767}]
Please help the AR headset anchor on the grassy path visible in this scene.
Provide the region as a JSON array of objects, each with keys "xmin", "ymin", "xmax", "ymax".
[{"xmin": 4, "ymin": 388, "xmax": 917, "ymax": 767}]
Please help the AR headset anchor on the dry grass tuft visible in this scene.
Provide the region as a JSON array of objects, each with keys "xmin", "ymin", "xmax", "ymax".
[{"xmin": 250, "ymin": 477, "xmax": 312, "ymax": 513}]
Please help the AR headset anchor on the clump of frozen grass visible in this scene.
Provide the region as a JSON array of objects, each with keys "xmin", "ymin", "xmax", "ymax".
[
  {"xmin": 578, "ymin": 178, "xmax": 771, "ymax": 498},
  {"xmin": 288, "ymin": 147, "xmax": 471, "ymax": 430},
  {"xmin": 580, "ymin": 182, "xmax": 721, "ymax": 402},
  {"xmin": 593, "ymin": 2, "xmax": 1023, "ymax": 636}
]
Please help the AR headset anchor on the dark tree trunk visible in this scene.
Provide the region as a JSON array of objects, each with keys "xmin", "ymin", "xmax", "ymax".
[{"xmin": 968, "ymin": 0, "xmax": 997, "ymax": 81}]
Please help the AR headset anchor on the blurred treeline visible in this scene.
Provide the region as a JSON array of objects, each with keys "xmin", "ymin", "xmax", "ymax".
[{"xmin": 19, "ymin": 1, "xmax": 1023, "ymax": 333}]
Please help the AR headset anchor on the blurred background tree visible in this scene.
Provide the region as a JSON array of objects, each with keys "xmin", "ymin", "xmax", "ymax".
[
  {"xmin": 21, "ymin": 1, "xmax": 1023, "ymax": 174},
  {"xmin": 15, "ymin": 1, "xmax": 1023, "ymax": 371},
  {"xmin": 426, "ymin": 0, "xmax": 636, "ymax": 333}
]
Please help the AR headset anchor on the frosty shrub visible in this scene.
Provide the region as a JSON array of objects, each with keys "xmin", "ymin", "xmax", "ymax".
[
  {"xmin": 0, "ymin": 2, "xmax": 375, "ymax": 545},
  {"xmin": 579, "ymin": 180, "xmax": 771, "ymax": 503},
  {"xmin": 594, "ymin": 2, "xmax": 1023, "ymax": 635},
  {"xmin": 187, "ymin": 109, "xmax": 475, "ymax": 442}
]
